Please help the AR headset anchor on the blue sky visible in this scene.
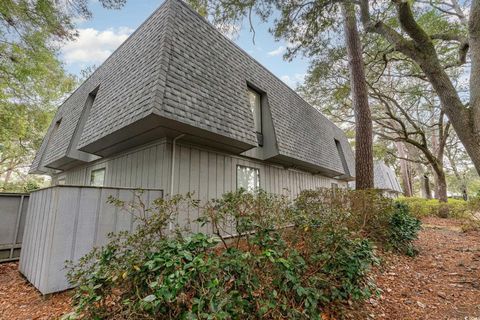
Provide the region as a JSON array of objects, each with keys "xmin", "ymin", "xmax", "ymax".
[{"xmin": 61, "ymin": 0, "xmax": 309, "ymax": 88}]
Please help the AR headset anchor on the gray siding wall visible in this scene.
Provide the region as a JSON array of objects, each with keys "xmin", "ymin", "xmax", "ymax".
[
  {"xmin": 19, "ymin": 186, "xmax": 162, "ymax": 294},
  {"xmin": 55, "ymin": 139, "xmax": 345, "ymax": 202},
  {"xmin": 57, "ymin": 139, "xmax": 171, "ymax": 191},
  {"xmin": 24, "ymin": 141, "xmax": 346, "ymax": 294}
]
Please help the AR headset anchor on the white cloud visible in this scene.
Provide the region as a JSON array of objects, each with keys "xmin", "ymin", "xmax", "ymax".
[
  {"xmin": 280, "ymin": 73, "xmax": 306, "ymax": 88},
  {"xmin": 268, "ymin": 46, "xmax": 286, "ymax": 56},
  {"xmin": 62, "ymin": 27, "xmax": 134, "ymax": 64}
]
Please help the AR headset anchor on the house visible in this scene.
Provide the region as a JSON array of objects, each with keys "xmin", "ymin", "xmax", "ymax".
[
  {"xmin": 373, "ymin": 161, "xmax": 403, "ymax": 197},
  {"xmin": 349, "ymin": 161, "xmax": 403, "ymax": 197},
  {"xmin": 29, "ymin": 0, "xmax": 354, "ymax": 192},
  {"xmin": 20, "ymin": 0, "xmax": 354, "ymax": 294}
]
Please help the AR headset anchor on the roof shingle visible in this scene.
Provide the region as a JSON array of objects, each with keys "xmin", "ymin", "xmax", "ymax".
[{"xmin": 31, "ymin": 0, "xmax": 355, "ymax": 178}]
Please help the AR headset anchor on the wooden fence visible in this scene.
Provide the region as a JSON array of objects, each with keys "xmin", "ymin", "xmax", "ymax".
[
  {"xmin": 0, "ymin": 193, "xmax": 29, "ymax": 263},
  {"xmin": 19, "ymin": 185, "xmax": 163, "ymax": 294}
]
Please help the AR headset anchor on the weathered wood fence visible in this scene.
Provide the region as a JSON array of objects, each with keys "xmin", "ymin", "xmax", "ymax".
[
  {"xmin": 19, "ymin": 185, "xmax": 163, "ymax": 294},
  {"xmin": 0, "ymin": 193, "xmax": 29, "ymax": 263}
]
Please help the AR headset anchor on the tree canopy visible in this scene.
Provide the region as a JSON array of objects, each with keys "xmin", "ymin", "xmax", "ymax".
[{"xmin": 0, "ymin": 0, "xmax": 126, "ymax": 191}]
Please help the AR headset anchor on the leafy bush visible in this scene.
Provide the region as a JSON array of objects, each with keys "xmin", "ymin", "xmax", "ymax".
[
  {"xmin": 387, "ymin": 203, "xmax": 421, "ymax": 256},
  {"xmin": 460, "ymin": 197, "xmax": 480, "ymax": 232},
  {"xmin": 65, "ymin": 190, "xmax": 379, "ymax": 319},
  {"xmin": 294, "ymin": 189, "xmax": 421, "ymax": 254},
  {"xmin": 397, "ymin": 197, "xmax": 470, "ymax": 219}
]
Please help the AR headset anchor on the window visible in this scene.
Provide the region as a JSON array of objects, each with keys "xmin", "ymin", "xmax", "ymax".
[
  {"xmin": 236, "ymin": 165, "xmax": 260, "ymax": 192},
  {"xmin": 247, "ymin": 88, "xmax": 263, "ymax": 146},
  {"xmin": 90, "ymin": 168, "xmax": 105, "ymax": 186}
]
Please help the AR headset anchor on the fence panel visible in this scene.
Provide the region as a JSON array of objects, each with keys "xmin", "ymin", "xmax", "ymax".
[
  {"xmin": 0, "ymin": 193, "xmax": 29, "ymax": 262},
  {"xmin": 19, "ymin": 185, "xmax": 163, "ymax": 294}
]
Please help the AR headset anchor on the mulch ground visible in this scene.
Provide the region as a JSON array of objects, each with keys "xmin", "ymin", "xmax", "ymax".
[
  {"xmin": 0, "ymin": 263, "xmax": 71, "ymax": 319},
  {"xmin": 349, "ymin": 217, "xmax": 480, "ymax": 320},
  {"xmin": 0, "ymin": 217, "xmax": 479, "ymax": 320}
]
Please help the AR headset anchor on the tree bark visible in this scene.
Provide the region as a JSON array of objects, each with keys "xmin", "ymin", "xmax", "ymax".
[
  {"xmin": 424, "ymin": 174, "xmax": 432, "ymax": 199},
  {"xmin": 432, "ymin": 166, "xmax": 448, "ymax": 202},
  {"xmin": 342, "ymin": 1, "xmax": 374, "ymax": 189},
  {"xmin": 446, "ymin": 150, "xmax": 468, "ymax": 199},
  {"xmin": 396, "ymin": 141, "xmax": 413, "ymax": 196},
  {"xmin": 470, "ymin": 0, "xmax": 480, "ymax": 132}
]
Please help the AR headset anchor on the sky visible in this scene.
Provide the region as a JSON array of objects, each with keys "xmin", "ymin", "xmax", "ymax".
[{"xmin": 61, "ymin": 0, "xmax": 310, "ymax": 88}]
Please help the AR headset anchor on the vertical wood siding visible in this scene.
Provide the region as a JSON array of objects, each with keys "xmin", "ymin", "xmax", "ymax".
[
  {"xmin": 62, "ymin": 141, "xmax": 171, "ymax": 191},
  {"xmin": 172, "ymin": 144, "xmax": 344, "ymax": 201},
  {"xmin": 59, "ymin": 140, "xmax": 345, "ymax": 202},
  {"xmin": 19, "ymin": 186, "xmax": 162, "ymax": 294}
]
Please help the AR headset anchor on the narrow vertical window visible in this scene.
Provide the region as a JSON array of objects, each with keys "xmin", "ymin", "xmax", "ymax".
[
  {"xmin": 90, "ymin": 168, "xmax": 105, "ymax": 187},
  {"xmin": 236, "ymin": 165, "xmax": 260, "ymax": 192},
  {"xmin": 247, "ymin": 88, "xmax": 263, "ymax": 146}
]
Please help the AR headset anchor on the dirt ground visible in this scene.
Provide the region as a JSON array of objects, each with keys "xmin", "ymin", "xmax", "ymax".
[{"xmin": 0, "ymin": 217, "xmax": 479, "ymax": 320}]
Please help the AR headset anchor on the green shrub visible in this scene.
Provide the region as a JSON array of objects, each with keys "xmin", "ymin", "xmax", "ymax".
[
  {"xmin": 397, "ymin": 197, "xmax": 470, "ymax": 219},
  {"xmin": 295, "ymin": 189, "xmax": 421, "ymax": 255},
  {"xmin": 65, "ymin": 190, "xmax": 379, "ymax": 319},
  {"xmin": 387, "ymin": 203, "xmax": 421, "ymax": 256}
]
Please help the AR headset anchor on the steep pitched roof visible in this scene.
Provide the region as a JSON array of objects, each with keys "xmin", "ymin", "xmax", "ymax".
[
  {"xmin": 31, "ymin": 0, "xmax": 354, "ymax": 178},
  {"xmin": 373, "ymin": 161, "xmax": 403, "ymax": 193},
  {"xmin": 348, "ymin": 161, "xmax": 403, "ymax": 193}
]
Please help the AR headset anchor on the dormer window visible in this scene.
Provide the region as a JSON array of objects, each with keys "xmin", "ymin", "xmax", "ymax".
[{"xmin": 247, "ymin": 87, "xmax": 263, "ymax": 146}]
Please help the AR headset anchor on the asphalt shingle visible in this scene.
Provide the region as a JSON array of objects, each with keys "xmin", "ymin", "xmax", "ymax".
[{"xmin": 31, "ymin": 0, "xmax": 355, "ymax": 178}]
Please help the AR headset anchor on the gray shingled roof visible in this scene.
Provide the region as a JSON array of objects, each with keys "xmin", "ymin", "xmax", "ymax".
[
  {"xmin": 374, "ymin": 161, "xmax": 403, "ymax": 193},
  {"xmin": 349, "ymin": 161, "xmax": 402, "ymax": 193},
  {"xmin": 31, "ymin": 0, "xmax": 355, "ymax": 178}
]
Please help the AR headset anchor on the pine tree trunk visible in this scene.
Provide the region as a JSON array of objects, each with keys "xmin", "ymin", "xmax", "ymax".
[{"xmin": 342, "ymin": 1, "xmax": 374, "ymax": 189}]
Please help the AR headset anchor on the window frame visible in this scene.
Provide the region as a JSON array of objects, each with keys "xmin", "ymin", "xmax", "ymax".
[
  {"xmin": 236, "ymin": 164, "xmax": 261, "ymax": 192},
  {"xmin": 57, "ymin": 175, "xmax": 66, "ymax": 186},
  {"xmin": 247, "ymin": 86, "xmax": 264, "ymax": 146},
  {"xmin": 89, "ymin": 167, "xmax": 106, "ymax": 187}
]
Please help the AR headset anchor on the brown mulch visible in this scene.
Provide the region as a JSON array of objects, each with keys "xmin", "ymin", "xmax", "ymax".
[
  {"xmin": 0, "ymin": 217, "xmax": 479, "ymax": 320},
  {"xmin": 0, "ymin": 263, "xmax": 72, "ymax": 320},
  {"xmin": 350, "ymin": 217, "xmax": 480, "ymax": 320}
]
